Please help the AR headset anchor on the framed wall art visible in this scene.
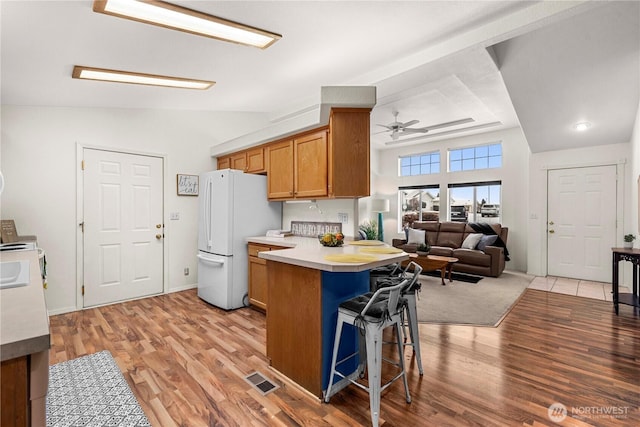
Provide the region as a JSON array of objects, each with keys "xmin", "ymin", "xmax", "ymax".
[{"xmin": 177, "ymin": 174, "xmax": 199, "ymax": 196}]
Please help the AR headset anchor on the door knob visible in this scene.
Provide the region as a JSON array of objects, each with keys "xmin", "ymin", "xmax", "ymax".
[
  {"xmin": 156, "ymin": 234, "xmax": 162, "ymax": 239},
  {"xmin": 549, "ymin": 229, "xmax": 555, "ymax": 234},
  {"xmin": 156, "ymin": 224, "xmax": 162, "ymax": 229},
  {"xmin": 549, "ymin": 221, "xmax": 554, "ymax": 225}
]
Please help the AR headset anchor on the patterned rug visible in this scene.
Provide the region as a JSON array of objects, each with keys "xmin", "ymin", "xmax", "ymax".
[{"xmin": 47, "ymin": 350, "xmax": 151, "ymax": 427}]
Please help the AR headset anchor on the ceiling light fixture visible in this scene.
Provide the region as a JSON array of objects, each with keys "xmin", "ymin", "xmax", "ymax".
[
  {"xmin": 573, "ymin": 121, "xmax": 592, "ymax": 131},
  {"xmin": 72, "ymin": 65, "xmax": 215, "ymax": 89},
  {"xmin": 93, "ymin": 0, "xmax": 281, "ymax": 49}
]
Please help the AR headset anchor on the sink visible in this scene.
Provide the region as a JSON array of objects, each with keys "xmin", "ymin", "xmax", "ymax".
[{"xmin": 0, "ymin": 260, "xmax": 30, "ymax": 289}]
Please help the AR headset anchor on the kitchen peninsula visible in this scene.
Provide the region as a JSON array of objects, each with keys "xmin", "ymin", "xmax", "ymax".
[{"xmin": 247, "ymin": 236, "xmax": 408, "ymax": 398}]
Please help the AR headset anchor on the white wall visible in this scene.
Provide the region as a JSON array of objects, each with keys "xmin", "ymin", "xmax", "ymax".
[
  {"xmin": 527, "ymin": 142, "xmax": 632, "ymax": 278},
  {"xmin": 0, "ymin": 105, "xmax": 269, "ymax": 314},
  {"xmin": 371, "ymin": 127, "xmax": 531, "ymax": 272}
]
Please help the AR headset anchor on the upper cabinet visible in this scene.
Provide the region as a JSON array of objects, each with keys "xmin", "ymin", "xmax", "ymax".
[
  {"xmin": 219, "ymin": 107, "xmax": 371, "ymax": 200},
  {"xmin": 267, "ymin": 130, "xmax": 328, "ymax": 200},
  {"xmin": 327, "ymin": 108, "xmax": 370, "ymax": 198},
  {"xmin": 217, "ymin": 147, "xmax": 266, "ymax": 174}
]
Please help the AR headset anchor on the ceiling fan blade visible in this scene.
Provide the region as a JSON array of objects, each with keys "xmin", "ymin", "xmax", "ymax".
[
  {"xmin": 400, "ymin": 119, "xmax": 419, "ymax": 127},
  {"xmin": 376, "ymin": 124, "xmax": 393, "ymax": 130},
  {"xmin": 401, "ymin": 127, "xmax": 428, "ymax": 134},
  {"xmin": 419, "ymin": 117, "xmax": 475, "ymax": 131}
]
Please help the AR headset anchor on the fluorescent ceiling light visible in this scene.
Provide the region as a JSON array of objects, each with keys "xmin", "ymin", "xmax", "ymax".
[
  {"xmin": 93, "ymin": 0, "xmax": 281, "ymax": 49},
  {"xmin": 72, "ymin": 66, "xmax": 215, "ymax": 89}
]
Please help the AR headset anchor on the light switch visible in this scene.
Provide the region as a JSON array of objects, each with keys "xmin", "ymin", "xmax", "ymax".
[
  {"xmin": 338, "ymin": 213, "xmax": 348, "ymax": 223},
  {"xmin": 170, "ymin": 212, "xmax": 180, "ymax": 220}
]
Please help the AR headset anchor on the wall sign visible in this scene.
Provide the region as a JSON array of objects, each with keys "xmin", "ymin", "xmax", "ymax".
[{"xmin": 177, "ymin": 174, "xmax": 199, "ymax": 196}]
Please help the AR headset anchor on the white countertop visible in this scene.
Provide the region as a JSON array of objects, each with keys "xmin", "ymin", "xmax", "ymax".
[
  {"xmin": 0, "ymin": 249, "xmax": 50, "ymax": 361},
  {"xmin": 247, "ymin": 236, "xmax": 408, "ymax": 272}
]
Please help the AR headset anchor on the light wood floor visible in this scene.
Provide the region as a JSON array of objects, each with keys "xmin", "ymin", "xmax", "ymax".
[{"xmin": 49, "ymin": 289, "xmax": 640, "ymax": 426}]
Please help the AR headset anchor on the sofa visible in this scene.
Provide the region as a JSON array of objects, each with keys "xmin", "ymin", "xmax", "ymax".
[{"xmin": 392, "ymin": 221, "xmax": 509, "ymax": 277}]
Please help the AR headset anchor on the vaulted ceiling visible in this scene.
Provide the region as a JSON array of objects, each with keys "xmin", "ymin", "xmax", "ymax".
[{"xmin": 1, "ymin": 1, "xmax": 638, "ymax": 153}]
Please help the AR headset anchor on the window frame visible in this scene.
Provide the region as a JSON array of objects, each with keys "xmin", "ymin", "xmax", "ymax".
[
  {"xmin": 398, "ymin": 150, "xmax": 441, "ymax": 177},
  {"xmin": 448, "ymin": 142, "xmax": 502, "ymax": 172}
]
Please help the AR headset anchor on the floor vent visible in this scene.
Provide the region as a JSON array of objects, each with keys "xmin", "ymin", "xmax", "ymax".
[{"xmin": 244, "ymin": 371, "xmax": 279, "ymax": 395}]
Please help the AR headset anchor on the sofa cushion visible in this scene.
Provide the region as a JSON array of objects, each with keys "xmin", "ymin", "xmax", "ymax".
[
  {"xmin": 411, "ymin": 221, "xmax": 440, "ymax": 246},
  {"xmin": 407, "ymin": 228, "xmax": 426, "ymax": 245},
  {"xmin": 461, "ymin": 233, "xmax": 483, "ymax": 249},
  {"xmin": 429, "ymin": 246, "xmax": 454, "ymax": 257},
  {"xmin": 452, "ymin": 249, "xmax": 491, "ymax": 267},
  {"xmin": 436, "ymin": 222, "xmax": 466, "ymax": 248}
]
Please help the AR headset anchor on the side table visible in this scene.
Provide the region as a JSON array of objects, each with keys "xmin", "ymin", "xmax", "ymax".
[
  {"xmin": 404, "ymin": 254, "xmax": 458, "ymax": 286},
  {"xmin": 611, "ymin": 247, "xmax": 640, "ymax": 315}
]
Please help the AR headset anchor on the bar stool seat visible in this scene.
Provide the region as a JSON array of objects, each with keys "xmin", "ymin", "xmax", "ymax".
[
  {"xmin": 374, "ymin": 262, "xmax": 424, "ymax": 375},
  {"xmin": 324, "ymin": 278, "xmax": 412, "ymax": 427}
]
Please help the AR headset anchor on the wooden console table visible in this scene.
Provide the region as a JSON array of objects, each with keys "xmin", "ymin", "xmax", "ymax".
[{"xmin": 611, "ymin": 247, "xmax": 640, "ymax": 315}]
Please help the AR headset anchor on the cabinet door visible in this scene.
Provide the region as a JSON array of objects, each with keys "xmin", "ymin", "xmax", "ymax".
[
  {"xmin": 217, "ymin": 156, "xmax": 230, "ymax": 170},
  {"xmin": 329, "ymin": 109, "xmax": 370, "ymax": 197},
  {"xmin": 246, "ymin": 147, "xmax": 266, "ymax": 173},
  {"xmin": 248, "ymin": 256, "xmax": 268, "ymax": 311},
  {"xmin": 230, "ymin": 152, "xmax": 247, "ymax": 171},
  {"xmin": 294, "ymin": 131, "xmax": 328, "ymax": 198},
  {"xmin": 267, "ymin": 140, "xmax": 294, "ymax": 199}
]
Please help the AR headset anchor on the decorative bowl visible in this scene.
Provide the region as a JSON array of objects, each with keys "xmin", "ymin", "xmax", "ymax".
[{"xmin": 318, "ymin": 233, "xmax": 344, "ymax": 247}]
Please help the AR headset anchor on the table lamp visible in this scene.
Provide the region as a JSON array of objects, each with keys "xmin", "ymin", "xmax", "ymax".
[{"xmin": 371, "ymin": 199, "xmax": 390, "ymax": 242}]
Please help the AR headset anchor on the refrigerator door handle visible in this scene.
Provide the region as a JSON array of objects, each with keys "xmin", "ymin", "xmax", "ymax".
[
  {"xmin": 197, "ymin": 253, "xmax": 224, "ymax": 266},
  {"xmin": 205, "ymin": 177, "xmax": 213, "ymax": 248}
]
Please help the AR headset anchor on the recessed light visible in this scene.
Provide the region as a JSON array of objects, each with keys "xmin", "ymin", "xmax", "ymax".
[
  {"xmin": 93, "ymin": 0, "xmax": 281, "ymax": 49},
  {"xmin": 72, "ymin": 66, "xmax": 215, "ymax": 90},
  {"xmin": 574, "ymin": 121, "xmax": 591, "ymax": 131}
]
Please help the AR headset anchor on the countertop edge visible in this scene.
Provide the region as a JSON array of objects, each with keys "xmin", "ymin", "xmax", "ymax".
[{"xmin": 0, "ymin": 334, "xmax": 51, "ymax": 362}]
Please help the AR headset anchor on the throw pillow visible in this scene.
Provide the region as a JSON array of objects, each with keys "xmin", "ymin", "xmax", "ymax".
[
  {"xmin": 407, "ymin": 228, "xmax": 426, "ymax": 245},
  {"xmin": 476, "ymin": 234, "xmax": 498, "ymax": 251},
  {"xmin": 461, "ymin": 233, "xmax": 483, "ymax": 249}
]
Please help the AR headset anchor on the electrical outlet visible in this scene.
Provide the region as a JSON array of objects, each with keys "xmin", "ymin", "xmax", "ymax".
[
  {"xmin": 170, "ymin": 212, "xmax": 180, "ymax": 220},
  {"xmin": 338, "ymin": 212, "xmax": 348, "ymax": 223},
  {"xmin": 184, "ymin": 267, "xmax": 189, "ymax": 276}
]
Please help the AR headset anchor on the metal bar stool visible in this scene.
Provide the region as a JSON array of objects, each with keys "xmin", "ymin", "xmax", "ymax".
[
  {"xmin": 324, "ymin": 278, "xmax": 412, "ymax": 427},
  {"xmin": 374, "ymin": 261, "xmax": 424, "ymax": 375}
]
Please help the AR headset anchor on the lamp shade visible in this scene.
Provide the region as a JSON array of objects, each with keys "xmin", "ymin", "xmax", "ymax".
[{"xmin": 371, "ymin": 199, "xmax": 390, "ymax": 213}]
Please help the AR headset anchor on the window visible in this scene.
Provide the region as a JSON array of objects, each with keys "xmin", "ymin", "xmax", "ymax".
[
  {"xmin": 448, "ymin": 181, "xmax": 501, "ymax": 223},
  {"xmin": 398, "ymin": 185, "xmax": 439, "ymax": 231},
  {"xmin": 399, "ymin": 151, "xmax": 440, "ymax": 176},
  {"xmin": 449, "ymin": 143, "xmax": 501, "ymax": 172}
]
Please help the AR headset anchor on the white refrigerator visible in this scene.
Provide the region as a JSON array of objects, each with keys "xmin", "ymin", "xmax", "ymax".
[{"xmin": 197, "ymin": 169, "xmax": 282, "ymax": 309}]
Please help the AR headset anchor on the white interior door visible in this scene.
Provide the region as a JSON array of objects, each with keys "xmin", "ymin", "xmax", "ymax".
[
  {"xmin": 547, "ymin": 165, "xmax": 616, "ymax": 282},
  {"xmin": 83, "ymin": 148, "xmax": 164, "ymax": 307}
]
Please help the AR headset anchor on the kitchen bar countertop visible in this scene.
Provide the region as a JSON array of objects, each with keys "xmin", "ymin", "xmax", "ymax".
[
  {"xmin": 0, "ymin": 249, "xmax": 50, "ymax": 361},
  {"xmin": 247, "ymin": 236, "xmax": 408, "ymax": 272}
]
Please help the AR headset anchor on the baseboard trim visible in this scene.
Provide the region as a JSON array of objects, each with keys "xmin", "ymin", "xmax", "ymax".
[{"xmin": 166, "ymin": 283, "xmax": 198, "ymax": 293}]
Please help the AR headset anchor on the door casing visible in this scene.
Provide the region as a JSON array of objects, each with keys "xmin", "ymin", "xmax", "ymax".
[{"xmin": 76, "ymin": 144, "xmax": 168, "ymax": 311}]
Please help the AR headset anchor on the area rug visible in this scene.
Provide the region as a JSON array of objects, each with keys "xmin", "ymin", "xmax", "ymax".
[
  {"xmin": 47, "ymin": 350, "xmax": 151, "ymax": 427},
  {"xmin": 422, "ymin": 270, "xmax": 483, "ymax": 283},
  {"xmin": 415, "ymin": 270, "xmax": 534, "ymax": 326}
]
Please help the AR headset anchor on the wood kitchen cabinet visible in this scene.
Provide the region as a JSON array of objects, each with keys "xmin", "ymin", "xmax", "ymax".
[
  {"xmin": 230, "ymin": 152, "xmax": 247, "ymax": 171},
  {"xmin": 247, "ymin": 243, "xmax": 285, "ymax": 311},
  {"xmin": 218, "ymin": 147, "xmax": 266, "ymax": 174},
  {"xmin": 220, "ymin": 107, "xmax": 371, "ymax": 199},
  {"xmin": 217, "ymin": 156, "xmax": 230, "ymax": 170},
  {"xmin": 328, "ymin": 108, "xmax": 370, "ymax": 198},
  {"xmin": 267, "ymin": 130, "xmax": 328, "ymax": 200},
  {"xmin": 246, "ymin": 147, "xmax": 266, "ymax": 173}
]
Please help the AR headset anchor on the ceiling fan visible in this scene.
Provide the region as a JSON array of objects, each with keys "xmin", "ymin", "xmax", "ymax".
[{"xmin": 375, "ymin": 111, "xmax": 474, "ymax": 140}]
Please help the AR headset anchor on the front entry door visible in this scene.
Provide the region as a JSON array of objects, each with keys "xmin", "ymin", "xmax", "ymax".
[
  {"xmin": 83, "ymin": 148, "xmax": 164, "ymax": 307},
  {"xmin": 547, "ymin": 165, "xmax": 616, "ymax": 282}
]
